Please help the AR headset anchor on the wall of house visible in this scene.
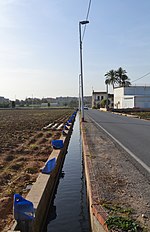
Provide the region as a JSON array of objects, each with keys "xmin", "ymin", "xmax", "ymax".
[
  {"xmin": 122, "ymin": 96, "xmax": 134, "ymax": 108},
  {"xmin": 108, "ymin": 96, "xmax": 114, "ymax": 108},
  {"xmin": 114, "ymin": 87, "xmax": 124, "ymax": 108},
  {"xmin": 114, "ymin": 86, "xmax": 150, "ymax": 109},
  {"xmin": 124, "ymin": 86, "xmax": 150, "ymax": 96},
  {"xmin": 92, "ymin": 93, "xmax": 107, "ymax": 108},
  {"xmin": 135, "ymin": 96, "xmax": 150, "ymax": 108}
]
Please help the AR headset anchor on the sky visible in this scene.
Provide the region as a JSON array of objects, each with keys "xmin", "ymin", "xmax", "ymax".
[{"xmin": 0, "ymin": 0, "xmax": 150, "ymax": 100}]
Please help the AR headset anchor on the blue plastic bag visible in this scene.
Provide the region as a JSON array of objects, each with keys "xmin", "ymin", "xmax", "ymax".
[
  {"xmin": 52, "ymin": 140, "xmax": 64, "ymax": 149},
  {"xmin": 14, "ymin": 194, "xmax": 34, "ymax": 221},
  {"xmin": 42, "ymin": 158, "xmax": 56, "ymax": 174}
]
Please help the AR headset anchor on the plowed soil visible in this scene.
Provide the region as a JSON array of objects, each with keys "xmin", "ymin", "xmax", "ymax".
[{"xmin": 0, "ymin": 108, "xmax": 74, "ymax": 231}]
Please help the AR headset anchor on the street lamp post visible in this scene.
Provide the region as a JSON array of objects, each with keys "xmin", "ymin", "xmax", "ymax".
[
  {"xmin": 79, "ymin": 20, "xmax": 89, "ymax": 122},
  {"xmin": 79, "ymin": 74, "xmax": 81, "ymax": 111},
  {"xmin": 106, "ymin": 83, "xmax": 108, "ymax": 111}
]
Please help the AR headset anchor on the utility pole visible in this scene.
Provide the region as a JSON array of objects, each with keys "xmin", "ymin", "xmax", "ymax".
[
  {"xmin": 79, "ymin": 20, "xmax": 89, "ymax": 122},
  {"xmin": 79, "ymin": 74, "xmax": 81, "ymax": 111}
]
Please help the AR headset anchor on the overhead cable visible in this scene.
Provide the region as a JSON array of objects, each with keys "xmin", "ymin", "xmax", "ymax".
[
  {"xmin": 82, "ymin": 0, "xmax": 92, "ymax": 41},
  {"xmin": 131, "ymin": 71, "xmax": 150, "ymax": 83}
]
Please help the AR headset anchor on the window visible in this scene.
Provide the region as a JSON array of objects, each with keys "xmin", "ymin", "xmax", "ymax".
[
  {"xmin": 101, "ymin": 96, "xmax": 104, "ymax": 100},
  {"xmin": 97, "ymin": 96, "xmax": 100, "ymax": 100}
]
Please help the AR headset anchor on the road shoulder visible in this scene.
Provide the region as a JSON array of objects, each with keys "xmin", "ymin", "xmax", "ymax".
[{"xmin": 82, "ymin": 115, "xmax": 150, "ymax": 231}]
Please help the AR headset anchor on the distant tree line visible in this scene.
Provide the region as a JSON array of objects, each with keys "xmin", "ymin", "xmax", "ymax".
[
  {"xmin": 0, "ymin": 96, "xmax": 92, "ymax": 108},
  {"xmin": 0, "ymin": 102, "xmax": 10, "ymax": 108},
  {"xmin": 0, "ymin": 97, "xmax": 79, "ymax": 108}
]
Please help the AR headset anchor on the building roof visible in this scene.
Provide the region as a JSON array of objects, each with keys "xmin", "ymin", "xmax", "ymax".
[
  {"xmin": 92, "ymin": 91, "xmax": 107, "ymax": 94},
  {"xmin": 114, "ymin": 85, "xmax": 150, "ymax": 89}
]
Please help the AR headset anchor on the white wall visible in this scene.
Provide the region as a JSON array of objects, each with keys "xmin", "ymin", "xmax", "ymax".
[
  {"xmin": 114, "ymin": 87, "xmax": 124, "ymax": 108},
  {"xmin": 122, "ymin": 97, "xmax": 134, "ymax": 108},
  {"xmin": 114, "ymin": 86, "xmax": 150, "ymax": 109},
  {"xmin": 92, "ymin": 92, "xmax": 107, "ymax": 107},
  {"xmin": 94, "ymin": 93, "xmax": 107, "ymax": 100}
]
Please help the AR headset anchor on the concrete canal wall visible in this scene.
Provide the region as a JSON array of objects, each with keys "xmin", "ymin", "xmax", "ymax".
[{"xmin": 10, "ymin": 114, "xmax": 76, "ymax": 232}]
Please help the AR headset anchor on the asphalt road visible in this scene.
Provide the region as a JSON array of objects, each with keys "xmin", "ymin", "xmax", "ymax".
[{"xmin": 85, "ymin": 109, "xmax": 150, "ymax": 174}]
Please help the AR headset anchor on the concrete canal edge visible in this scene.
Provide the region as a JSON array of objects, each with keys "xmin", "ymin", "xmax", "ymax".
[
  {"xmin": 81, "ymin": 122, "xmax": 109, "ymax": 232},
  {"xmin": 9, "ymin": 116, "xmax": 75, "ymax": 232}
]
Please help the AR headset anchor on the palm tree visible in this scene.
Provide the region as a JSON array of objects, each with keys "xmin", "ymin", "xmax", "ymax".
[
  {"xmin": 104, "ymin": 69, "xmax": 118, "ymax": 89},
  {"xmin": 116, "ymin": 67, "xmax": 131, "ymax": 87}
]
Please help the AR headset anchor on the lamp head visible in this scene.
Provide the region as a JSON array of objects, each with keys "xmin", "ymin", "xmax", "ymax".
[{"xmin": 80, "ymin": 20, "xmax": 89, "ymax": 25}]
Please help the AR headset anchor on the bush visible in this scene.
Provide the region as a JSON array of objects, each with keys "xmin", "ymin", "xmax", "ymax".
[
  {"xmin": 100, "ymin": 99, "xmax": 107, "ymax": 108},
  {"xmin": 100, "ymin": 99, "xmax": 110, "ymax": 108},
  {"xmin": 92, "ymin": 106, "xmax": 97, "ymax": 109}
]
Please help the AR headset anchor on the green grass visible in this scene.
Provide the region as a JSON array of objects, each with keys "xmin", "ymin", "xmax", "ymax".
[
  {"xmin": 131, "ymin": 112, "xmax": 150, "ymax": 119},
  {"xmin": 105, "ymin": 215, "xmax": 138, "ymax": 231},
  {"xmin": 102, "ymin": 202, "xmax": 142, "ymax": 231}
]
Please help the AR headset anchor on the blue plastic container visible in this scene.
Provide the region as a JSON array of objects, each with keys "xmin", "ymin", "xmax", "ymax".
[
  {"xmin": 64, "ymin": 125, "xmax": 69, "ymax": 130},
  {"xmin": 62, "ymin": 130, "xmax": 67, "ymax": 136},
  {"xmin": 42, "ymin": 158, "xmax": 56, "ymax": 174},
  {"xmin": 68, "ymin": 116, "xmax": 74, "ymax": 123},
  {"xmin": 65, "ymin": 121, "xmax": 70, "ymax": 126},
  {"xmin": 52, "ymin": 140, "xmax": 64, "ymax": 149},
  {"xmin": 14, "ymin": 194, "xmax": 34, "ymax": 221}
]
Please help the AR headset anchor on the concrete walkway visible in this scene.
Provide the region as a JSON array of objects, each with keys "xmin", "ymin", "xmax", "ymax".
[{"xmin": 81, "ymin": 114, "xmax": 150, "ymax": 232}]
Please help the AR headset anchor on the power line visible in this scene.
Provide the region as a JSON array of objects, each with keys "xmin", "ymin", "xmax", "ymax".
[
  {"xmin": 82, "ymin": 0, "xmax": 92, "ymax": 41},
  {"xmin": 131, "ymin": 71, "xmax": 150, "ymax": 83}
]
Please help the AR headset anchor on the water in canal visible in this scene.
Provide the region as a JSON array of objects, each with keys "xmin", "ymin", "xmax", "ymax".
[{"xmin": 43, "ymin": 113, "xmax": 91, "ymax": 232}]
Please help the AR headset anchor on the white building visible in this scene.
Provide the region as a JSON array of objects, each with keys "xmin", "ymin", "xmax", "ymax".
[
  {"xmin": 114, "ymin": 86, "xmax": 150, "ymax": 109},
  {"xmin": 92, "ymin": 91, "xmax": 114, "ymax": 108}
]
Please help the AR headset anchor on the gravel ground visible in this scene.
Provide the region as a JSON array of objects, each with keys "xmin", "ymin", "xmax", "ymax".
[{"xmin": 83, "ymin": 115, "xmax": 150, "ymax": 231}]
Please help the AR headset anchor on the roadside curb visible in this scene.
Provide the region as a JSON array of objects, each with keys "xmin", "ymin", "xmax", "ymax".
[
  {"xmin": 111, "ymin": 112, "xmax": 140, "ymax": 118},
  {"xmin": 99, "ymin": 109, "xmax": 140, "ymax": 119},
  {"xmin": 81, "ymin": 122, "xmax": 108, "ymax": 232}
]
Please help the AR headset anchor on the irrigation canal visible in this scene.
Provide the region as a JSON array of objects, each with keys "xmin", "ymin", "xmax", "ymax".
[{"xmin": 43, "ymin": 113, "xmax": 91, "ymax": 232}]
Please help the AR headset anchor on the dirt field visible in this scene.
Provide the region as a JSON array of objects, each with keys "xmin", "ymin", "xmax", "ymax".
[{"xmin": 0, "ymin": 108, "xmax": 74, "ymax": 231}]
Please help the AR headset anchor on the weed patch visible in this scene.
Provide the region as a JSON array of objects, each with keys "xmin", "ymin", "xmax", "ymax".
[{"xmin": 105, "ymin": 215, "xmax": 139, "ymax": 231}]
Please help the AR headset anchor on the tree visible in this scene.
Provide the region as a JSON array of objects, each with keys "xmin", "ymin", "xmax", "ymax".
[
  {"xmin": 69, "ymin": 100, "xmax": 78, "ymax": 108},
  {"xmin": 104, "ymin": 69, "xmax": 118, "ymax": 89},
  {"xmin": 116, "ymin": 67, "xmax": 131, "ymax": 87},
  {"xmin": 11, "ymin": 101, "xmax": 16, "ymax": 108},
  {"xmin": 100, "ymin": 99, "xmax": 110, "ymax": 108},
  {"xmin": 104, "ymin": 67, "xmax": 131, "ymax": 89}
]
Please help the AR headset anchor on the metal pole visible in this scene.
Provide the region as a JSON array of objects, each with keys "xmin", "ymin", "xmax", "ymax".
[
  {"xmin": 106, "ymin": 84, "xmax": 108, "ymax": 110},
  {"xmin": 32, "ymin": 94, "xmax": 33, "ymax": 110},
  {"xmin": 79, "ymin": 22, "xmax": 84, "ymax": 122},
  {"xmin": 79, "ymin": 74, "xmax": 81, "ymax": 111}
]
